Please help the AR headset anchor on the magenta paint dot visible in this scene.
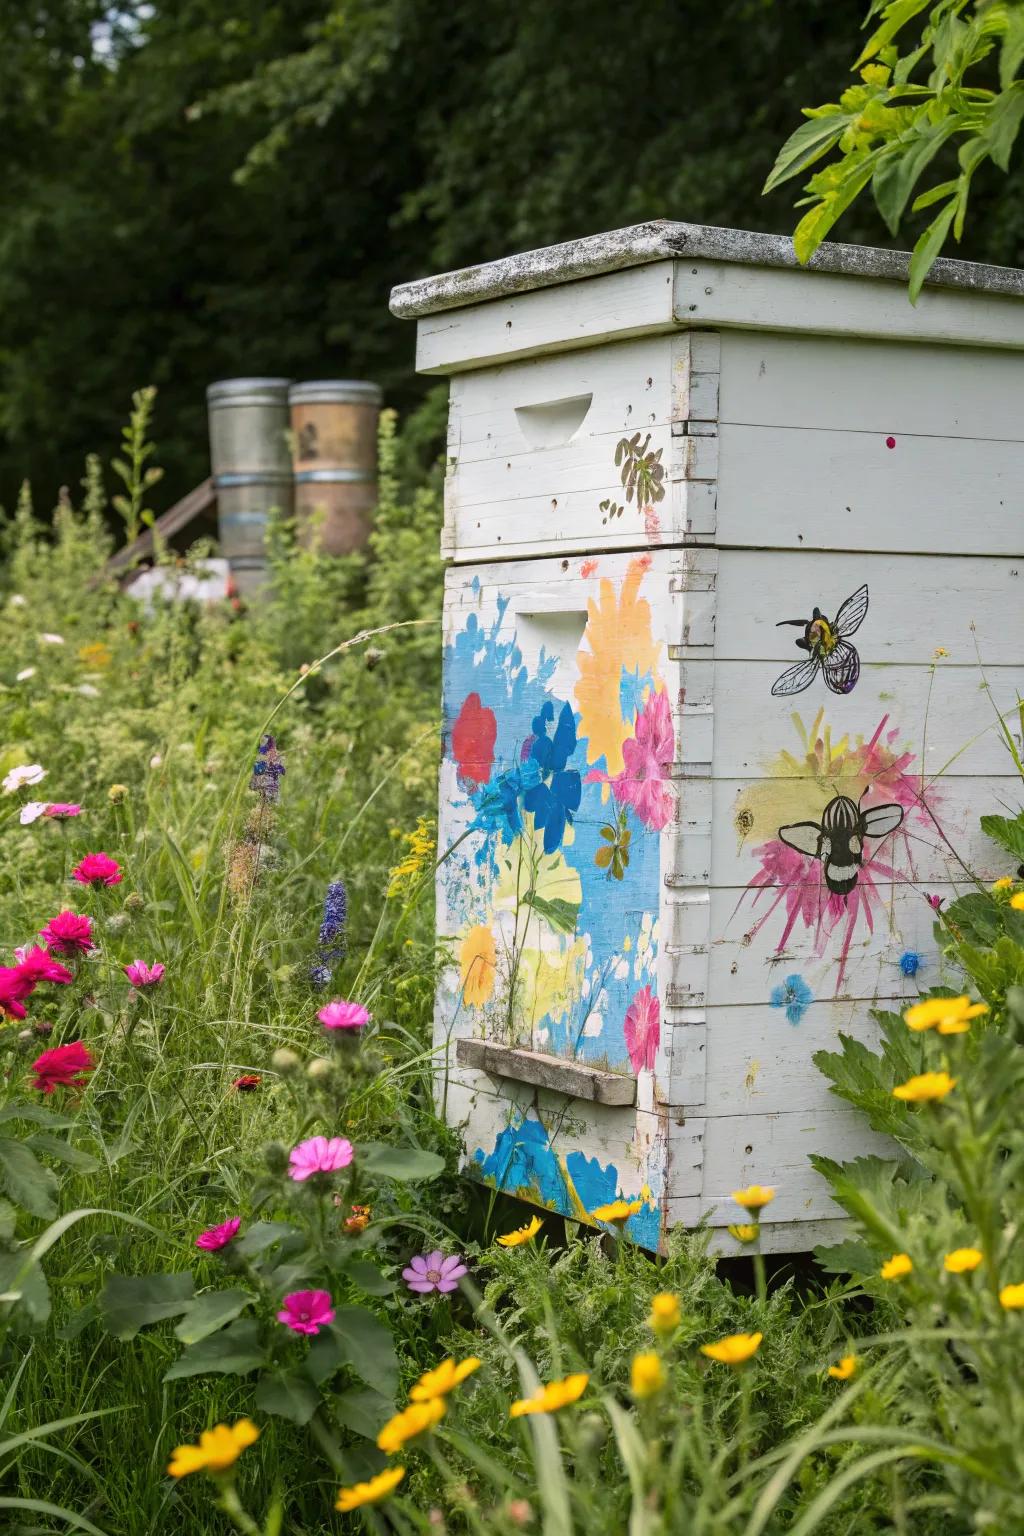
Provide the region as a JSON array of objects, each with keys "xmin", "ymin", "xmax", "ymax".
[{"xmin": 885, "ymin": 436, "xmax": 896, "ymax": 449}]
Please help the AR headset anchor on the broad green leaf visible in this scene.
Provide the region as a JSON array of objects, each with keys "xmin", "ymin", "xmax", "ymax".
[
  {"xmin": 984, "ymin": 84, "xmax": 1024, "ymax": 171},
  {"xmin": 100, "ymin": 1272, "xmax": 194, "ymax": 1339},
  {"xmin": 814, "ymin": 1238, "xmax": 879, "ymax": 1276},
  {"xmin": 344, "ymin": 1259, "xmax": 395, "ymax": 1297},
  {"xmin": 0, "ymin": 1251, "xmax": 51, "ymax": 1323},
  {"xmin": 871, "ymin": 119, "xmax": 957, "ymax": 233},
  {"xmin": 254, "ymin": 1369, "xmax": 321, "ymax": 1424},
  {"xmin": 0, "ymin": 1104, "xmax": 74, "ymax": 1131},
  {"xmin": 762, "ymin": 116, "xmax": 850, "ymax": 194},
  {"xmin": 908, "ymin": 199, "xmax": 957, "ymax": 303},
  {"xmin": 174, "ymin": 1288, "xmax": 253, "ymax": 1344},
  {"xmin": 1000, "ymin": 9, "xmax": 1024, "ymax": 89},
  {"xmin": 231, "ymin": 1221, "xmax": 301, "ymax": 1259},
  {"xmin": 358, "ymin": 1143, "xmax": 445, "ymax": 1182},
  {"xmin": 942, "ymin": 892, "xmax": 1003, "ymax": 947},
  {"xmin": 164, "ymin": 1318, "xmax": 265, "ymax": 1380},
  {"xmin": 980, "ymin": 811, "xmax": 1024, "ymax": 861},
  {"xmin": 25, "ymin": 1133, "xmax": 100, "ymax": 1174},
  {"xmin": 855, "ymin": 0, "xmax": 936, "ymax": 67},
  {"xmin": 332, "ymin": 1306, "xmax": 399, "ymax": 1396},
  {"xmin": 332, "ymin": 1386, "xmax": 396, "ymax": 1441},
  {"xmin": 523, "ymin": 892, "xmax": 580, "ymax": 935},
  {"xmin": 0, "ymin": 1138, "xmax": 58, "ymax": 1219}
]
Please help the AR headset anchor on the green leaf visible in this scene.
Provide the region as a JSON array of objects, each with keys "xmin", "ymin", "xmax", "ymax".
[
  {"xmin": 174, "ymin": 1288, "xmax": 253, "ymax": 1344},
  {"xmin": 358, "ymin": 1143, "xmax": 445, "ymax": 1182},
  {"xmin": 0, "ymin": 1104, "xmax": 75, "ymax": 1130},
  {"xmin": 0, "ymin": 1251, "xmax": 51, "ymax": 1323},
  {"xmin": 0, "ymin": 1138, "xmax": 59, "ymax": 1219},
  {"xmin": 943, "ymin": 892, "xmax": 1003, "ymax": 947},
  {"xmin": 855, "ymin": 0, "xmax": 933, "ymax": 67},
  {"xmin": 980, "ymin": 812, "xmax": 1024, "ymax": 862},
  {"xmin": 25, "ymin": 1133, "xmax": 100, "ymax": 1174},
  {"xmin": 793, "ymin": 161, "xmax": 876, "ymax": 265},
  {"xmin": 231, "ymin": 1221, "xmax": 301, "ymax": 1259},
  {"xmin": 332, "ymin": 1306, "xmax": 399, "ymax": 1395},
  {"xmin": 814, "ymin": 1238, "xmax": 879, "ymax": 1276},
  {"xmin": 523, "ymin": 892, "xmax": 580, "ymax": 935},
  {"xmin": 908, "ymin": 199, "xmax": 957, "ymax": 303},
  {"xmin": 762, "ymin": 115, "xmax": 850, "ymax": 194},
  {"xmin": 344, "ymin": 1259, "xmax": 396, "ymax": 1297},
  {"xmin": 984, "ymin": 84, "xmax": 1024, "ymax": 171},
  {"xmin": 163, "ymin": 1318, "xmax": 265, "ymax": 1380},
  {"xmin": 332, "ymin": 1386, "xmax": 395, "ymax": 1442},
  {"xmin": 99, "ymin": 1272, "xmax": 194, "ymax": 1340},
  {"xmin": 254, "ymin": 1369, "xmax": 321, "ymax": 1425},
  {"xmin": 871, "ymin": 120, "xmax": 957, "ymax": 233}
]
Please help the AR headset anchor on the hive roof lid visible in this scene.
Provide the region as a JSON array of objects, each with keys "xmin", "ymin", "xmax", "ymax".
[{"xmin": 390, "ymin": 219, "xmax": 1024, "ymax": 318}]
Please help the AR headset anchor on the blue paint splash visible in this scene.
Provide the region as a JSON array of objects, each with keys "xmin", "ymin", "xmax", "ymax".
[{"xmin": 769, "ymin": 973, "xmax": 813, "ymax": 1026}]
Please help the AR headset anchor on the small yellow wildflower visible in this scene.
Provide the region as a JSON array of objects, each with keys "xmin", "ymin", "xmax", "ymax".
[
  {"xmin": 336, "ymin": 1466, "xmax": 405, "ymax": 1512},
  {"xmin": 648, "ymin": 1292, "xmax": 681, "ymax": 1335},
  {"xmin": 77, "ymin": 641, "xmax": 112, "ymax": 669},
  {"xmin": 630, "ymin": 1352, "xmax": 665, "ymax": 1399},
  {"xmin": 731, "ymin": 1184, "xmax": 775, "ymax": 1213},
  {"xmin": 167, "ymin": 1419, "xmax": 259, "ymax": 1479},
  {"xmin": 1011, "ymin": 892, "xmax": 1024, "ymax": 912},
  {"xmin": 880, "ymin": 1253, "xmax": 913, "ymax": 1281},
  {"xmin": 497, "ymin": 1215, "xmax": 543, "ymax": 1248},
  {"xmin": 892, "ymin": 1070, "xmax": 956, "ymax": 1103},
  {"xmin": 944, "ymin": 1248, "xmax": 983, "ymax": 1274},
  {"xmin": 590, "ymin": 1197, "xmax": 643, "ymax": 1223},
  {"xmin": 387, "ymin": 817, "xmax": 436, "ymax": 896},
  {"xmin": 932, "ymin": 646, "xmax": 949, "ymax": 659},
  {"xmin": 376, "ymin": 1398, "xmax": 445, "ymax": 1453},
  {"xmin": 409, "ymin": 1357, "xmax": 481, "ymax": 1403},
  {"xmin": 510, "ymin": 1373, "xmax": 589, "ymax": 1418},
  {"xmin": 728, "ymin": 1223, "xmax": 759, "ymax": 1244},
  {"xmin": 992, "ymin": 877, "xmax": 1014, "ymax": 893},
  {"xmin": 904, "ymin": 996, "xmax": 987, "ymax": 1034},
  {"xmin": 700, "ymin": 1332, "xmax": 762, "ymax": 1366},
  {"xmin": 999, "ymin": 1283, "xmax": 1024, "ymax": 1310},
  {"xmin": 107, "ymin": 784, "xmax": 129, "ymax": 805},
  {"xmin": 827, "ymin": 1355, "xmax": 859, "ymax": 1381}
]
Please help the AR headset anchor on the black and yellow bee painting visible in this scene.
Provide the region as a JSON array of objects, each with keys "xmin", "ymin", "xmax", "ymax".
[
  {"xmin": 772, "ymin": 584, "xmax": 869, "ymax": 698},
  {"xmin": 778, "ymin": 790, "xmax": 904, "ymax": 897}
]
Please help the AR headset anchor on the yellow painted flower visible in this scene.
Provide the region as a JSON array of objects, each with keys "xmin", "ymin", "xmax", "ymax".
[
  {"xmin": 575, "ymin": 557, "xmax": 661, "ymax": 777},
  {"xmin": 77, "ymin": 641, "xmax": 112, "ymax": 669},
  {"xmin": 167, "ymin": 1419, "xmax": 259, "ymax": 1479},
  {"xmin": 497, "ymin": 1215, "xmax": 543, "ymax": 1248},
  {"xmin": 459, "ymin": 924, "xmax": 497, "ymax": 1007},
  {"xmin": 944, "ymin": 1248, "xmax": 983, "ymax": 1274},
  {"xmin": 731, "ymin": 1184, "xmax": 775, "ymax": 1213},
  {"xmin": 409, "ymin": 1357, "xmax": 481, "ymax": 1403},
  {"xmin": 700, "ymin": 1332, "xmax": 762, "ymax": 1366},
  {"xmin": 590, "ymin": 1197, "xmax": 643, "ymax": 1223},
  {"xmin": 1011, "ymin": 892, "xmax": 1024, "ymax": 911},
  {"xmin": 904, "ymin": 996, "xmax": 987, "ymax": 1034},
  {"xmin": 728, "ymin": 1223, "xmax": 759, "ymax": 1244},
  {"xmin": 999, "ymin": 1282, "xmax": 1024, "ymax": 1310},
  {"xmin": 880, "ymin": 1253, "xmax": 913, "ymax": 1281},
  {"xmin": 648, "ymin": 1292, "xmax": 681, "ymax": 1335},
  {"xmin": 827, "ymin": 1355, "xmax": 859, "ymax": 1381},
  {"xmin": 376, "ymin": 1398, "xmax": 446, "ymax": 1453},
  {"xmin": 510, "ymin": 1373, "xmax": 589, "ymax": 1418},
  {"xmin": 992, "ymin": 877, "xmax": 1013, "ymax": 893},
  {"xmin": 630, "ymin": 1352, "xmax": 665, "ymax": 1399},
  {"xmin": 336, "ymin": 1466, "xmax": 405, "ymax": 1512},
  {"xmin": 892, "ymin": 1071, "xmax": 956, "ymax": 1103}
]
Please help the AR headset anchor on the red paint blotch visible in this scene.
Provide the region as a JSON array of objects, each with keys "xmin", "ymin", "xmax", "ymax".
[
  {"xmin": 885, "ymin": 436, "xmax": 896, "ymax": 449},
  {"xmin": 451, "ymin": 693, "xmax": 497, "ymax": 787},
  {"xmin": 580, "ymin": 558, "xmax": 598, "ymax": 577}
]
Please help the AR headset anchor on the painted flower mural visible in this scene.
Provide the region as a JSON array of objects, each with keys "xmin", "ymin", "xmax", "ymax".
[
  {"xmin": 624, "ymin": 984, "xmax": 660, "ymax": 1072},
  {"xmin": 769, "ymin": 973, "xmax": 813, "ymax": 1026}
]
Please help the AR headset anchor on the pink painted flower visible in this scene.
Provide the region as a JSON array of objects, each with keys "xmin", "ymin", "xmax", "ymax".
[
  {"xmin": 0, "ymin": 965, "xmax": 35, "ymax": 1019},
  {"xmin": 586, "ymin": 689, "xmax": 674, "ymax": 832},
  {"xmin": 277, "ymin": 1289, "xmax": 335, "ymax": 1335},
  {"xmin": 43, "ymin": 803, "xmax": 83, "ymax": 820},
  {"xmin": 38, "ymin": 910, "xmax": 95, "ymax": 954},
  {"xmin": 624, "ymin": 983, "xmax": 660, "ymax": 1073},
  {"xmin": 318, "ymin": 999, "xmax": 369, "ymax": 1032},
  {"xmin": 124, "ymin": 960, "xmax": 165, "ymax": 989},
  {"xmin": 195, "ymin": 1217, "xmax": 241, "ymax": 1252},
  {"xmin": 14, "ymin": 945, "xmax": 73, "ymax": 986},
  {"xmin": 30, "ymin": 1041, "xmax": 94, "ymax": 1094},
  {"xmin": 288, "ymin": 1135, "xmax": 355, "ymax": 1182},
  {"xmin": 402, "ymin": 1250, "xmax": 467, "ymax": 1295},
  {"xmin": 71, "ymin": 852, "xmax": 123, "ymax": 887}
]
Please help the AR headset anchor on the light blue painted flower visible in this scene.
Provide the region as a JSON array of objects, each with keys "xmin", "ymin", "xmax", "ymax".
[{"xmin": 769, "ymin": 973, "xmax": 813, "ymax": 1026}]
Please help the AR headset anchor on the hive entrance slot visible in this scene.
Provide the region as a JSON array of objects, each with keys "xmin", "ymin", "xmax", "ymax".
[
  {"xmin": 514, "ymin": 393, "xmax": 593, "ymax": 448},
  {"xmin": 515, "ymin": 609, "xmax": 588, "ymax": 671}
]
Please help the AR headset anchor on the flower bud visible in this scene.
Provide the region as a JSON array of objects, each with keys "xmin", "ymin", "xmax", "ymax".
[
  {"xmin": 575, "ymin": 1412, "xmax": 607, "ymax": 1455},
  {"xmin": 105, "ymin": 912, "xmax": 129, "ymax": 934},
  {"xmin": 271, "ymin": 1047, "xmax": 301, "ymax": 1075},
  {"xmin": 123, "ymin": 892, "xmax": 145, "ymax": 913},
  {"xmin": 108, "ymin": 784, "xmax": 130, "ymax": 805},
  {"xmin": 263, "ymin": 1141, "xmax": 289, "ymax": 1175},
  {"xmin": 306, "ymin": 1056, "xmax": 332, "ymax": 1080}
]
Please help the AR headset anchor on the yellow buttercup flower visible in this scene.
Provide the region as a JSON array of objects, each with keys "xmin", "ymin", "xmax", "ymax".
[
  {"xmin": 590, "ymin": 1197, "xmax": 643, "ymax": 1223},
  {"xmin": 77, "ymin": 641, "xmax": 113, "ymax": 669},
  {"xmin": 731, "ymin": 1184, "xmax": 775, "ymax": 1213},
  {"xmin": 880, "ymin": 1253, "xmax": 913, "ymax": 1281},
  {"xmin": 827, "ymin": 1355, "xmax": 859, "ymax": 1381},
  {"xmin": 376, "ymin": 1398, "xmax": 445, "ymax": 1453},
  {"xmin": 1011, "ymin": 893, "xmax": 1024, "ymax": 911},
  {"xmin": 999, "ymin": 1282, "xmax": 1024, "ymax": 1310},
  {"xmin": 630, "ymin": 1352, "xmax": 665, "ymax": 1399},
  {"xmin": 510, "ymin": 1373, "xmax": 589, "ymax": 1418},
  {"xmin": 892, "ymin": 1071, "xmax": 956, "ymax": 1103},
  {"xmin": 700, "ymin": 1331, "xmax": 762, "ymax": 1366},
  {"xmin": 944, "ymin": 1248, "xmax": 983, "ymax": 1274},
  {"xmin": 728, "ymin": 1223, "xmax": 759, "ymax": 1244},
  {"xmin": 904, "ymin": 996, "xmax": 987, "ymax": 1034},
  {"xmin": 648, "ymin": 1292, "xmax": 681, "ymax": 1335},
  {"xmin": 497, "ymin": 1215, "xmax": 543, "ymax": 1248},
  {"xmin": 336, "ymin": 1467, "xmax": 405, "ymax": 1512},
  {"xmin": 167, "ymin": 1419, "xmax": 259, "ymax": 1479},
  {"xmin": 992, "ymin": 877, "xmax": 1013, "ymax": 893},
  {"xmin": 409, "ymin": 1357, "xmax": 481, "ymax": 1403}
]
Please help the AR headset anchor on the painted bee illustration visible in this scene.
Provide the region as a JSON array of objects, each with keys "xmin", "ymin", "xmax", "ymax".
[
  {"xmin": 772, "ymin": 584, "xmax": 869, "ymax": 697},
  {"xmin": 778, "ymin": 791, "xmax": 904, "ymax": 896}
]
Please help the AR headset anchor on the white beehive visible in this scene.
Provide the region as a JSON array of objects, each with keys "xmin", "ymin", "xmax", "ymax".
[{"xmin": 390, "ymin": 222, "xmax": 1024, "ymax": 1253}]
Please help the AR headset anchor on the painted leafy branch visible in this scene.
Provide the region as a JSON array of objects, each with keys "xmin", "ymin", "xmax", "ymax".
[
  {"xmin": 615, "ymin": 433, "xmax": 666, "ymax": 507},
  {"xmin": 765, "ymin": 0, "xmax": 1024, "ymax": 300},
  {"xmin": 596, "ymin": 809, "xmax": 632, "ymax": 881}
]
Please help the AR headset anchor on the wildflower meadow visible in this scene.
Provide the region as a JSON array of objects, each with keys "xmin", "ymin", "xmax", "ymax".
[{"xmin": 1, "ymin": 401, "xmax": 1023, "ymax": 1536}]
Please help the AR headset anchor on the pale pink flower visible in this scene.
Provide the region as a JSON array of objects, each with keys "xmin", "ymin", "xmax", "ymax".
[
  {"xmin": 195, "ymin": 1217, "xmax": 241, "ymax": 1252},
  {"xmin": 3, "ymin": 764, "xmax": 46, "ymax": 795},
  {"xmin": 402, "ymin": 1250, "xmax": 467, "ymax": 1294},
  {"xmin": 277, "ymin": 1289, "xmax": 335, "ymax": 1335},
  {"xmin": 317, "ymin": 999, "xmax": 369, "ymax": 1032},
  {"xmin": 612, "ymin": 690, "xmax": 674, "ymax": 830},
  {"xmin": 124, "ymin": 960, "xmax": 165, "ymax": 989},
  {"xmin": 624, "ymin": 984, "xmax": 660, "ymax": 1073},
  {"xmin": 288, "ymin": 1135, "xmax": 354, "ymax": 1181},
  {"xmin": 19, "ymin": 802, "xmax": 48, "ymax": 825}
]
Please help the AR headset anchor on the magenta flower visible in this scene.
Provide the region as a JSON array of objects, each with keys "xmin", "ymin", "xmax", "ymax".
[
  {"xmin": 0, "ymin": 965, "xmax": 35, "ymax": 1019},
  {"xmin": 402, "ymin": 1250, "xmax": 467, "ymax": 1295},
  {"xmin": 31, "ymin": 1041, "xmax": 95, "ymax": 1095},
  {"xmin": 612, "ymin": 688, "xmax": 675, "ymax": 830},
  {"xmin": 13, "ymin": 945, "xmax": 73, "ymax": 987},
  {"xmin": 317, "ymin": 999, "xmax": 370, "ymax": 1032},
  {"xmin": 124, "ymin": 960, "xmax": 165, "ymax": 989},
  {"xmin": 624, "ymin": 983, "xmax": 660, "ymax": 1074},
  {"xmin": 288, "ymin": 1135, "xmax": 354, "ymax": 1182},
  {"xmin": 38, "ymin": 910, "xmax": 95, "ymax": 955},
  {"xmin": 277, "ymin": 1289, "xmax": 335, "ymax": 1335},
  {"xmin": 195, "ymin": 1217, "xmax": 241, "ymax": 1252},
  {"xmin": 71, "ymin": 852, "xmax": 123, "ymax": 888},
  {"xmin": 43, "ymin": 803, "xmax": 83, "ymax": 820},
  {"xmin": 926, "ymin": 893, "xmax": 945, "ymax": 912}
]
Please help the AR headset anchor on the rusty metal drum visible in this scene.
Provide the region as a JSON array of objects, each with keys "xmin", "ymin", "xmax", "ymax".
[
  {"xmin": 289, "ymin": 381, "xmax": 382, "ymax": 555},
  {"xmin": 207, "ymin": 378, "xmax": 293, "ymax": 594}
]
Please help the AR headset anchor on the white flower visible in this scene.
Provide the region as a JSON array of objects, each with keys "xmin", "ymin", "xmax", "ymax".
[
  {"xmin": 7, "ymin": 594, "xmax": 27, "ymax": 608},
  {"xmin": 76, "ymin": 684, "xmax": 100, "ymax": 699},
  {"xmin": 150, "ymin": 754, "xmax": 163, "ymax": 768},
  {"xmin": 2, "ymin": 764, "xmax": 46, "ymax": 794},
  {"xmin": 39, "ymin": 632, "xmax": 65, "ymax": 645},
  {"xmin": 19, "ymin": 801, "xmax": 48, "ymax": 825},
  {"xmin": 15, "ymin": 667, "xmax": 36, "ymax": 682}
]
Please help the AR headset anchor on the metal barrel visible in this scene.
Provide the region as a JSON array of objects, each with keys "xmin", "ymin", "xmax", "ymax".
[
  {"xmin": 289, "ymin": 380, "xmax": 382, "ymax": 556},
  {"xmin": 207, "ymin": 378, "xmax": 293, "ymax": 595}
]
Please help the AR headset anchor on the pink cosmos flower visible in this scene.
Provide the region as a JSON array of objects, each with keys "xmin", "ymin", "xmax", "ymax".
[
  {"xmin": 14, "ymin": 945, "xmax": 73, "ymax": 986},
  {"xmin": 124, "ymin": 960, "xmax": 165, "ymax": 989},
  {"xmin": 0, "ymin": 965, "xmax": 35, "ymax": 1019},
  {"xmin": 71, "ymin": 852, "xmax": 123, "ymax": 888},
  {"xmin": 317, "ymin": 999, "xmax": 370, "ymax": 1032},
  {"xmin": 43, "ymin": 803, "xmax": 83, "ymax": 820},
  {"xmin": 195, "ymin": 1217, "xmax": 241, "ymax": 1252},
  {"xmin": 38, "ymin": 910, "xmax": 95, "ymax": 954},
  {"xmin": 402, "ymin": 1250, "xmax": 467, "ymax": 1295},
  {"xmin": 277, "ymin": 1289, "xmax": 335, "ymax": 1335},
  {"xmin": 624, "ymin": 983, "xmax": 660, "ymax": 1073},
  {"xmin": 288, "ymin": 1135, "xmax": 355, "ymax": 1181},
  {"xmin": 30, "ymin": 1041, "xmax": 95, "ymax": 1094},
  {"xmin": 586, "ymin": 689, "xmax": 674, "ymax": 832}
]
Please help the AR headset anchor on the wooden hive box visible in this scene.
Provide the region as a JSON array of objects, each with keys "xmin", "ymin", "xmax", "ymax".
[{"xmin": 390, "ymin": 222, "xmax": 1024, "ymax": 1253}]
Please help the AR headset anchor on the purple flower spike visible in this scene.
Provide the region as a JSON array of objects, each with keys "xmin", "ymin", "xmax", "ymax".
[{"xmin": 402, "ymin": 1249, "xmax": 468, "ymax": 1295}]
